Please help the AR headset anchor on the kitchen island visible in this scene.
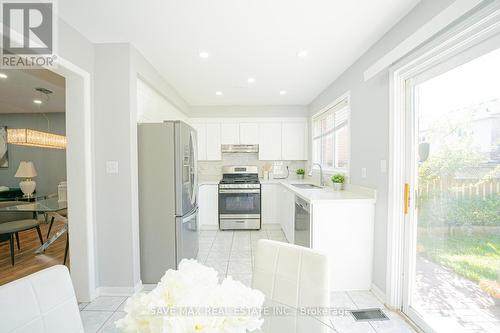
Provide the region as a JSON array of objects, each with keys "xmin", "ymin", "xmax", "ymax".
[{"xmin": 261, "ymin": 179, "xmax": 376, "ymax": 291}]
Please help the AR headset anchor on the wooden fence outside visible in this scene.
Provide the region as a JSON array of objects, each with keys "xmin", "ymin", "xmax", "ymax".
[{"xmin": 419, "ymin": 178, "xmax": 500, "ymax": 200}]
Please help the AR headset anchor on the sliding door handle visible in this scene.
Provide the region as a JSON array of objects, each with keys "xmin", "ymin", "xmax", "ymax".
[{"xmin": 404, "ymin": 183, "xmax": 409, "ymax": 215}]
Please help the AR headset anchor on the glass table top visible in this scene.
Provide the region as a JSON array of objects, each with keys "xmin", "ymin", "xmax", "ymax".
[{"xmin": 0, "ymin": 197, "xmax": 67, "ymax": 212}]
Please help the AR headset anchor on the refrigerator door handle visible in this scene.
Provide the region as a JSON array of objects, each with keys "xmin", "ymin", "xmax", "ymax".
[{"xmin": 182, "ymin": 208, "xmax": 198, "ymax": 224}]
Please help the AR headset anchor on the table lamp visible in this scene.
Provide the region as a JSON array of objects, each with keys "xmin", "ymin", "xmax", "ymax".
[{"xmin": 15, "ymin": 161, "xmax": 38, "ymax": 197}]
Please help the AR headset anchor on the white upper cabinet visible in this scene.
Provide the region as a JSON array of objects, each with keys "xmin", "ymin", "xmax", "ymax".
[
  {"xmin": 258, "ymin": 122, "xmax": 282, "ymax": 160},
  {"xmin": 192, "ymin": 123, "xmax": 207, "ymax": 161},
  {"xmin": 193, "ymin": 118, "xmax": 307, "ymax": 161},
  {"xmin": 220, "ymin": 123, "xmax": 239, "ymax": 144},
  {"xmin": 282, "ymin": 121, "xmax": 308, "ymax": 160},
  {"xmin": 239, "ymin": 123, "xmax": 259, "ymax": 144},
  {"xmin": 205, "ymin": 123, "xmax": 221, "ymax": 160}
]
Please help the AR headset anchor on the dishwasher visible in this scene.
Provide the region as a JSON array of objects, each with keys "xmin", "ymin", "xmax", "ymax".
[{"xmin": 294, "ymin": 196, "xmax": 310, "ymax": 247}]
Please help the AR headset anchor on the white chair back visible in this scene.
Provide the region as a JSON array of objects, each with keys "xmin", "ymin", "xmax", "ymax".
[
  {"xmin": 0, "ymin": 265, "xmax": 83, "ymax": 333},
  {"xmin": 252, "ymin": 240, "xmax": 330, "ymax": 332}
]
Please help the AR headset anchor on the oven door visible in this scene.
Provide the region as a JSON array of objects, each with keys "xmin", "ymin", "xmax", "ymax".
[{"xmin": 218, "ymin": 188, "xmax": 261, "ymax": 219}]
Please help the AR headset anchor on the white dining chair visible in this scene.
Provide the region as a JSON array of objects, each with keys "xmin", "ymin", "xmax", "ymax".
[
  {"xmin": 252, "ymin": 239, "xmax": 330, "ymax": 332},
  {"xmin": 0, "ymin": 265, "xmax": 84, "ymax": 333}
]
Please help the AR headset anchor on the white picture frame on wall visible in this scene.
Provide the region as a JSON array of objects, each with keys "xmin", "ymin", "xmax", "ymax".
[{"xmin": 0, "ymin": 126, "xmax": 8, "ymax": 168}]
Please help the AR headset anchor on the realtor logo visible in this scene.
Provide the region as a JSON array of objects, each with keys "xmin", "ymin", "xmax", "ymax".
[{"xmin": 1, "ymin": 0, "xmax": 57, "ymax": 68}]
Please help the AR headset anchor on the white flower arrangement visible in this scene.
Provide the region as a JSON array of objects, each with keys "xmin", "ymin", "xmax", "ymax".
[{"xmin": 116, "ymin": 259, "xmax": 265, "ymax": 333}]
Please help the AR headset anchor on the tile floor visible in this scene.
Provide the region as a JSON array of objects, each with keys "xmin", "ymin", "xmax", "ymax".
[{"xmin": 80, "ymin": 229, "xmax": 416, "ymax": 333}]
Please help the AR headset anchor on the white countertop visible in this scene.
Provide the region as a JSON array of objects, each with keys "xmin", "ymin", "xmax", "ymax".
[
  {"xmin": 199, "ymin": 177, "xmax": 375, "ymax": 204},
  {"xmin": 262, "ymin": 179, "xmax": 376, "ymax": 204}
]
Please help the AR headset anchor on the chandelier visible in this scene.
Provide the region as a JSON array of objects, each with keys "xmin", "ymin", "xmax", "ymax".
[
  {"xmin": 6, "ymin": 87, "xmax": 67, "ymax": 150},
  {"xmin": 7, "ymin": 128, "xmax": 67, "ymax": 149}
]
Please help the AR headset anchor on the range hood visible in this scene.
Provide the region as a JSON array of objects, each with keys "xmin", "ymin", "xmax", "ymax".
[{"xmin": 221, "ymin": 144, "xmax": 259, "ymax": 153}]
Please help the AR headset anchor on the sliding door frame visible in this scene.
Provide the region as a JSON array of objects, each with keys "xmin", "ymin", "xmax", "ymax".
[{"xmin": 386, "ymin": 0, "xmax": 500, "ymax": 319}]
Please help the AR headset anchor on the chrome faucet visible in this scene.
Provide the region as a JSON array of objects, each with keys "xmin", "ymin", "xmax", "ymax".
[{"xmin": 308, "ymin": 163, "xmax": 325, "ymax": 187}]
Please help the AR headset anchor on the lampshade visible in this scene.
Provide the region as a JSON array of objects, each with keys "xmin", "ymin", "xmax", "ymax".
[{"xmin": 14, "ymin": 161, "xmax": 38, "ymax": 178}]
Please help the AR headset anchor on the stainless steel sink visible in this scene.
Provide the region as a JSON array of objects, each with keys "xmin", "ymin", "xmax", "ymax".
[{"xmin": 291, "ymin": 184, "xmax": 322, "ymax": 189}]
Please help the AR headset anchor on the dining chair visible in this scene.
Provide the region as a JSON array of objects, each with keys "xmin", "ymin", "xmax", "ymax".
[
  {"xmin": 0, "ymin": 265, "xmax": 84, "ymax": 333},
  {"xmin": 252, "ymin": 239, "xmax": 330, "ymax": 332},
  {"xmin": 0, "ymin": 201, "xmax": 44, "ymax": 265}
]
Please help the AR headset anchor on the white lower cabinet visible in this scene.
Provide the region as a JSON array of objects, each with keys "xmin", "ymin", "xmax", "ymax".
[
  {"xmin": 279, "ymin": 186, "xmax": 295, "ymax": 243},
  {"xmin": 198, "ymin": 185, "xmax": 218, "ymax": 227},
  {"xmin": 261, "ymin": 184, "xmax": 280, "ymax": 225},
  {"xmin": 262, "ymin": 183, "xmax": 295, "ymax": 243}
]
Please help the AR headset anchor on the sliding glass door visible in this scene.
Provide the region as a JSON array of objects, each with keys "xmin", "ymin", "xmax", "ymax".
[{"xmin": 403, "ymin": 43, "xmax": 500, "ymax": 332}]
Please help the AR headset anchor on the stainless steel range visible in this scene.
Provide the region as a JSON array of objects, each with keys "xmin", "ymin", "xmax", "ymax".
[{"xmin": 219, "ymin": 166, "xmax": 261, "ymax": 230}]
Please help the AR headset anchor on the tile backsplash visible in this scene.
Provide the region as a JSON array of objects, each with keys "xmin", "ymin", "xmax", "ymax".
[{"xmin": 198, "ymin": 153, "xmax": 306, "ymax": 180}]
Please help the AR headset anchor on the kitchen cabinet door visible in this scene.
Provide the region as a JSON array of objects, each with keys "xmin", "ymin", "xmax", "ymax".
[
  {"xmin": 281, "ymin": 187, "xmax": 295, "ymax": 243},
  {"xmin": 282, "ymin": 121, "xmax": 308, "ymax": 160},
  {"xmin": 221, "ymin": 123, "xmax": 239, "ymax": 144},
  {"xmin": 205, "ymin": 123, "xmax": 221, "ymax": 160},
  {"xmin": 199, "ymin": 185, "xmax": 219, "ymax": 227},
  {"xmin": 192, "ymin": 123, "xmax": 207, "ymax": 161},
  {"xmin": 258, "ymin": 123, "xmax": 282, "ymax": 160},
  {"xmin": 239, "ymin": 123, "xmax": 259, "ymax": 144},
  {"xmin": 261, "ymin": 184, "xmax": 279, "ymax": 224}
]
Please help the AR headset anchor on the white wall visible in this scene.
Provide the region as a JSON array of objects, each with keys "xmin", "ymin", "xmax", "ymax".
[
  {"xmin": 49, "ymin": 18, "xmax": 97, "ymax": 301},
  {"xmin": 93, "ymin": 43, "xmax": 191, "ymax": 293},
  {"xmin": 93, "ymin": 43, "xmax": 139, "ymax": 289},
  {"xmin": 137, "ymin": 79, "xmax": 189, "ymax": 123},
  {"xmin": 131, "ymin": 48, "xmax": 190, "ymax": 116},
  {"xmin": 308, "ymin": 0, "xmax": 455, "ymax": 294}
]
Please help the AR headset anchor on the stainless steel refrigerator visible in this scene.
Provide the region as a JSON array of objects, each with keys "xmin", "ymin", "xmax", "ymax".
[{"xmin": 138, "ymin": 121, "xmax": 199, "ymax": 284}]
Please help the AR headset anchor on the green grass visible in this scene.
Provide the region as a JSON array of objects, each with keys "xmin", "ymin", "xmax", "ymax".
[{"xmin": 418, "ymin": 232, "xmax": 500, "ymax": 282}]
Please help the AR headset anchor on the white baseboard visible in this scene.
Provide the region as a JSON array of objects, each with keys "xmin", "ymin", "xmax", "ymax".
[
  {"xmin": 261, "ymin": 223, "xmax": 281, "ymax": 230},
  {"xmin": 371, "ymin": 283, "xmax": 386, "ymax": 305},
  {"xmin": 200, "ymin": 225, "xmax": 219, "ymax": 230},
  {"xmin": 97, "ymin": 280, "xmax": 143, "ymax": 297},
  {"xmin": 200, "ymin": 224, "xmax": 282, "ymax": 231}
]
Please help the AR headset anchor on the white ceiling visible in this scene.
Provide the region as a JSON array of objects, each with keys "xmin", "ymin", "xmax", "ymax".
[
  {"xmin": 58, "ymin": 0, "xmax": 420, "ymax": 106},
  {"xmin": 0, "ymin": 69, "xmax": 65, "ymax": 114}
]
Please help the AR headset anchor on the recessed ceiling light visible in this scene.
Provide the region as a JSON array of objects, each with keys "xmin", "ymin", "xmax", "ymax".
[
  {"xmin": 199, "ymin": 51, "xmax": 209, "ymax": 59},
  {"xmin": 297, "ymin": 50, "xmax": 308, "ymax": 58},
  {"xmin": 247, "ymin": 77, "xmax": 255, "ymax": 84},
  {"xmin": 279, "ymin": 90, "xmax": 287, "ymax": 95},
  {"xmin": 33, "ymin": 99, "xmax": 43, "ymax": 104},
  {"xmin": 0, "ymin": 73, "xmax": 7, "ymax": 79},
  {"xmin": 215, "ymin": 91, "xmax": 223, "ymax": 96}
]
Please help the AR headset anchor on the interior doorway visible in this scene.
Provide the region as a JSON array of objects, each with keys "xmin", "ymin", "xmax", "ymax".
[
  {"xmin": 0, "ymin": 69, "xmax": 68, "ymax": 284},
  {"xmin": 402, "ymin": 39, "xmax": 500, "ymax": 333},
  {"xmin": 0, "ymin": 60, "xmax": 96, "ymax": 302}
]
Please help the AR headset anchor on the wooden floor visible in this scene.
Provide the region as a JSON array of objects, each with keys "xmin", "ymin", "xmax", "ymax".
[{"xmin": 0, "ymin": 220, "xmax": 68, "ymax": 286}]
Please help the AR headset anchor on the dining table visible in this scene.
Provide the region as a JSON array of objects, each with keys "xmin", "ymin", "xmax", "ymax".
[{"xmin": 0, "ymin": 198, "xmax": 68, "ymax": 253}]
